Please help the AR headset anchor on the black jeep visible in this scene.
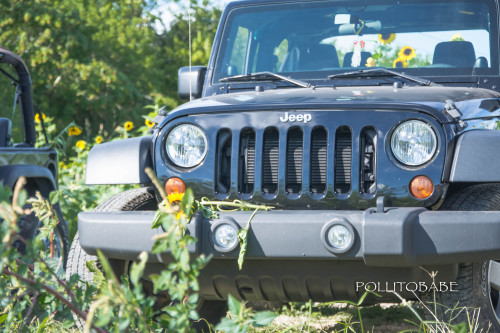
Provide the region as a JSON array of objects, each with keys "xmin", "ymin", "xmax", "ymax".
[
  {"xmin": 72, "ymin": 0, "xmax": 500, "ymax": 329},
  {"xmin": 0, "ymin": 47, "xmax": 69, "ymax": 271}
]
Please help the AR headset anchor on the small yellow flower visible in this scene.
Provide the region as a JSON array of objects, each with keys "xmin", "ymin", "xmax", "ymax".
[
  {"xmin": 75, "ymin": 140, "xmax": 86, "ymax": 150},
  {"xmin": 68, "ymin": 126, "xmax": 82, "ymax": 136},
  {"xmin": 124, "ymin": 121, "xmax": 134, "ymax": 131},
  {"xmin": 35, "ymin": 113, "xmax": 46, "ymax": 123},
  {"xmin": 365, "ymin": 57, "xmax": 376, "ymax": 67},
  {"xmin": 168, "ymin": 192, "xmax": 184, "ymax": 203},
  {"xmin": 59, "ymin": 161, "xmax": 67, "ymax": 169},
  {"xmin": 398, "ymin": 46, "xmax": 416, "ymax": 61},
  {"xmin": 393, "ymin": 57, "xmax": 408, "ymax": 68},
  {"xmin": 378, "ymin": 33, "xmax": 396, "ymax": 45},
  {"xmin": 94, "ymin": 135, "xmax": 103, "ymax": 144},
  {"xmin": 451, "ymin": 33, "xmax": 465, "ymax": 42},
  {"xmin": 145, "ymin": 119, "xmax": 155, "ymax": 128}
]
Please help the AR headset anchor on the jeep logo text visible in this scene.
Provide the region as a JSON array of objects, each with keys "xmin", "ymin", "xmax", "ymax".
[{"xmin": 280, "ymin": 112, "xmax": 312, "ymax": 123}]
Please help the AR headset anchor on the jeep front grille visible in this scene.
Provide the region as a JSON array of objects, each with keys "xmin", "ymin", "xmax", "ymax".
[{"xmin": 214, "ymin": 124, "xmax": 377, "ymax": 200}]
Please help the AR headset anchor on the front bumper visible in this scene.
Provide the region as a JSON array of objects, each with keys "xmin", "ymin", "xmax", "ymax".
[{"xmin": 78, "ymin": 206, "xmax": 500, "ymax": 267}]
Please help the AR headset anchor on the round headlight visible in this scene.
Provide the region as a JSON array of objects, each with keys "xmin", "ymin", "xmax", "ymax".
[
  {"xmin": 391, "ymin": 120, "xmax": 437, "ymax": 166},
  {"xmin": 166, "ymin": 124, "xmax": 207, "ymax": 168}
]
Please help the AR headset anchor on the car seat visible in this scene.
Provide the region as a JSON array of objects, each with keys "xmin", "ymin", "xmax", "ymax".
[
  {"xmin": 297, "ymin": 44, "xmax": 340, "ymax": 71},
  {"xmin": 433, "ymin": 41, "xmax": 476, "ymax": 67}
]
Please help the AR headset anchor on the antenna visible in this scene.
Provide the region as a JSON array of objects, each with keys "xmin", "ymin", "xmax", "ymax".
[{"xmin": 188, "ymin": 2, "xmax": 192, "ymax": 100}]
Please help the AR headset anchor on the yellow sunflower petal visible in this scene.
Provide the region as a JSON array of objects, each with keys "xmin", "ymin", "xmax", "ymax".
[
  {"xmin": 398, "ymin": 46, "xmax": 416, "ymax": 61},
  {"xmin": 68, "ymin": 126, "xmax": 82, "ymax": 136},
  {"xmin": 393, "ymin": 58, "xmax": 408, "ymax": 68},
  {"xmin": 168, "ymin": 192, "xmax": 185, "ymax": 203},
  {"xmin": 145, "ymin": 119, "xmax": 155, "ymax": 128},
  {"xmin": 378, "ymin": 33, "xmax": 396, "ymax": 45},
  {"xmin": 95, "ymin": 135, "xmax": 103, "ymax": 144},
  {"xmin": 124, "ymin": 121, "xmax": 134, "ymax": 131},
  {"xmin": 75, "ymin": 140, "xmax": 86, "ymax": 149}
]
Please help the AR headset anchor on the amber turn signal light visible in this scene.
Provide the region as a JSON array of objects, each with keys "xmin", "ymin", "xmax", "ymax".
[
  {"xmin": 165, "ymin": 177, "xmax": 185, "ymax": 195},
  {"xmin": 410, "ymin": 176, "xmax": 434, "ymax": 199}
]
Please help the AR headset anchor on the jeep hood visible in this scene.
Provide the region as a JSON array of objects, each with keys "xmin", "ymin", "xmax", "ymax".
[{"xmin": 168, "ymin": 85, "xmax": 500, "ymax": 123}]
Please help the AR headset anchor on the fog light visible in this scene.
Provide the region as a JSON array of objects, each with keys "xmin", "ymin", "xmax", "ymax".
[
  {"xmin": 165, "ymin": 177, "xmax": 185, "ymax": 195},
  {"xmin": 212, "ymin": 222, "xmax": 239, "ymax": 252},
  {"xmin": 328, "ymin": 225, "xmax": 352, "ymax": 250},
  {"xmin": 410, "ymin": 175, "xmax": 434, "ymax": 199},
  {"xmin": 321, "ymin": 218, "xmax": 355, "ymax": 254}
]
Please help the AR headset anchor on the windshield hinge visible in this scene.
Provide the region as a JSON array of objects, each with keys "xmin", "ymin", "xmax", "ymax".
[
  {"xmin": 443, "ymin": 100, "xmax": 462, "ymax": 119},
  {"xmin": 443, "ymin": 100, "xmax": 467, "ymax": 130}
]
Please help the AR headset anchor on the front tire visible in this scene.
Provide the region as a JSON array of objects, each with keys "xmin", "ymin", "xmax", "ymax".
[{"xmin": 424, "ymin": 184, "xmax": 500, "ymax": 330}]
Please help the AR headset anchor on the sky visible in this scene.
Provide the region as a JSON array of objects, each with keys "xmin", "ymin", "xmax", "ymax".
[{"xmin": 155, "ymin": 0, "xmax": 229, "ymax": 30}]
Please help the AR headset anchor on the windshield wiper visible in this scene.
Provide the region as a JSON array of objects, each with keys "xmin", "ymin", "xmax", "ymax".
[
  {"xmin": 328, "ymin": 68, "xmax": 433, "ymax": 86},
  {"xmin": 220, "ymin": 71, "xmax": 311, "ymax": 88}
]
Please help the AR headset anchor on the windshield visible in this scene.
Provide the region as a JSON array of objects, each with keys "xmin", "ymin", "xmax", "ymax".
[{"xmin": 214, "ymin": 0, "xmax": 498, "ymax": 83}]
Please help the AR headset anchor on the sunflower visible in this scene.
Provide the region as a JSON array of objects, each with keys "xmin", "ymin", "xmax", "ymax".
[
  {"xmin": 451, "ymin": 33, "xmax": 465, "ymax": 42},
  {"xmin": 94, "ymin": 135, "xmax": 103, "ymax": 144},
  {"xmin": 365, "ymin": 57, "xmax": 376, "ymax": 67},
  {"xmin": 145, "ymin": 118, "xmax": 155, "ymax": 128},
  {"xmin": 68, "ymin": 126, "xmax": 82, "ymax": 136},
  {"xmin": 75, "ymin": 140, "xmax": 86, "ymax": 150},
  {"xmin": 167, "ymin": 192, "xmax": 184, "ymax": 203},
  {"xmin": 393, "ymin": 57, "xmax": 408, "ymax": 68},
  {"xmin": 59, "ymin": 161, "xmax": 67, "ymax": 170},
  {"xmin": 378, "ymin": 33, "xmax": 396, "ymax": 45},
  {"xmin": 35, "ymin": 113, "xmax": 46, "ymax": 123},
  {"xmin": 124, "ymin": 121, "xmax": 134, "ymax": 131},
  {"xmin": 398, "ymin": 46, "xmax": 416, "ymax": 61}
]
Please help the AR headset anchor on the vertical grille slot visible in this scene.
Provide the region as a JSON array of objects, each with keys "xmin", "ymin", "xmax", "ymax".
[
  {"xmin": 286, "ymin": 127, "xmax": 303, "ymax": 194},
  {"xmin": 334, "ymin": 126, "xmax": 352, "ymax": 194},
  {"xmin": 215, "ymin": 129, "xmax": 232, "ymax": 195},
  {"xmin": 310, "ymin": 127, "xmax": 327, "ymax": 194},
  {"xmin": 360, "ymin": 127, "xmax": 377, "ymax": 195},
  {"xmin": 238, "ymin": 128, "xmax": 256, "ymax": 195},
  {"xmin": 262, "ymin": 127, "xmax": 279, "ymax": 194}
]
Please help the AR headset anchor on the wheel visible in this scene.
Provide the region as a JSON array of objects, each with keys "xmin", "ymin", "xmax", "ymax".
[
  {"xmin": 15, "ymin": 202, "xmax": 69, "ymax": 277},
  {"xmin": 66, "ymin": 188, "xmax": 226, "ymax": 330},
  {"xmin": 423, "ymin": 184, "xmax": 500, "ymax": 330}
]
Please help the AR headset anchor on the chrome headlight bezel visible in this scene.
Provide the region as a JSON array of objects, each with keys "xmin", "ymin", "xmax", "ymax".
[
  {"xmin": 165, "ymin": 124, "xmax": 208, "ymax": 168},
  {"xmin": 390, "ymin": 120, "xmax": 438, "ymax": 167}
]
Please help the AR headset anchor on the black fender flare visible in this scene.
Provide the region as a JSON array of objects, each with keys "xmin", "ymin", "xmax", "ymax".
[
  {"xmin": 85, "ymin": 136, "xmax": 153, "ymax": 185},
  {"xmin": 0, "ymin": 164, "xmax": 57, "ymax": 196},
  {"xmin": 449, "ymin": 130, "xmax": 500, "ymax": 182}
]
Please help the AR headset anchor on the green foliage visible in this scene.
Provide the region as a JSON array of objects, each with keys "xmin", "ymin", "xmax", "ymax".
[
  {"xmin": 216, "ymin": 295, "xmax": 277, "ymax": 333},
  {"xmin": 0, "ymin": 0, "xmax": 221, "ymax": 139}
]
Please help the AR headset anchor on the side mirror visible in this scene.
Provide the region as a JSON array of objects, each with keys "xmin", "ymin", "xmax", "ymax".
[{"xmin": 178, "ymin": 66, "xmax": 207, "ymax": 100}]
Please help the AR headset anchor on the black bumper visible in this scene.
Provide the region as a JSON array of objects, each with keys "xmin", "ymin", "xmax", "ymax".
[{"xmin": 78, "ymin": 206, "xmax": 500, "ymax": 267}]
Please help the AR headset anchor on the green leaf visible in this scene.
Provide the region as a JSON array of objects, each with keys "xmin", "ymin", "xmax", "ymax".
[
  {"xmin": 151, "ymin": 209, "xmax": 162, "ymax": 229},
  {"xmin": 0, "ymin": 185, "xmax": 12, "ymax": 203},
  {"xmin": 237, "ymin": 228, "xmax": 248, "ymax": 270},
  {"xmin": 130, "ymin": 251, "xmax": 148, "ymax": 286},
  {"xmin": 49, "ymin": 190, "xmax": 60, "ymax": 205},
  {"xmin": 0, "ymin": 313, "xmax": 7, "ymax": 324},
  {"xmin": 179, "ymin": 249, "xmax": 190, "ymax": 271},
  {"xmin": 151, "ymin": 239, "xmax": 170, "ymax": 254},
  {"xmin": 215, "ymin": 318, "xmax": 237, "ymax": 332},
  {"xmin": 96, "ymin": 249, "xmax": 118, "ymax": 283},
  {"xmin": 17, "ymin": 189, "xmax": 27, "ymax": 207},
  {"xmin": 452, "ymin": 322, "xmax": 467, "ymax": 333},
  {"xmin": 252, "ymin": 311, "xmax": 277, "ymax": 327},
  {"xmin": 227, "ymin": 294, "xmax": 241, "ymax": 316},
  {"xmin": 181, "ymin": 188, "xmax": 194, "ymax": 218}
]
